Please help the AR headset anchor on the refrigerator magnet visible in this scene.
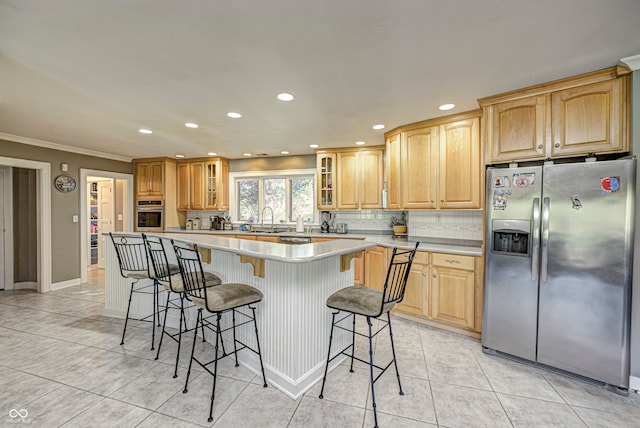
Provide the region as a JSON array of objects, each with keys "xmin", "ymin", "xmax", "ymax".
[
  {"xmin": 493, "ymin": 194, "xmax": 507, "ymax": 210},
  {"xmin": 601, "ymin": 176, "xmax": 621, "ymax": 194},
  {"xmin": 493, "ymin": 176, "xmax": 510, "ymax": 188},
  {"xmin": 513, "ymin": 173, "xmax": 535, "ymax": 188}
]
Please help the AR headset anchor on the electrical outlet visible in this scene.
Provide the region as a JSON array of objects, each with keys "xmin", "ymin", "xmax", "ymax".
[{"xmin": 72, "ymin": 215, "xmax": 78, "ymax": 223}]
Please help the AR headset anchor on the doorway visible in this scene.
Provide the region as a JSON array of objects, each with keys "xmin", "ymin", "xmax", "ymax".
[
  {"xmin": 0, "ymin": 166, "xmax": 11, "ymax": 290},
  {"xmin": 0, "ymin": 156, "xmax": 51, "ymax": 292},
  {"xmin": 80, "ymin": 169, "xmax": 133, "ymax": 284}
]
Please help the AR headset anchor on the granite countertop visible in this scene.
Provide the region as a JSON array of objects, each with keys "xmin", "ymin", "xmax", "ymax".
[{"xmin": 164, "ymin": 227, "xmax": 483, "ymax": 257}]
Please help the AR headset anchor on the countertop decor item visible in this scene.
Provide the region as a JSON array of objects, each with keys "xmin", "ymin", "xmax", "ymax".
[{"xmin": 54, "ymin": 175, "xmax": 77, "ymax": 192}]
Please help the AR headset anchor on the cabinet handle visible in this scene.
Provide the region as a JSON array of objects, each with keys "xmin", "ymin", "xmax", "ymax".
[
  {"xmin": 433, "ymin": 274, "xmax": 437, "ymax": 278},
  {"xmin": 537, "ymin": 144, "xmax": 543, "ymax": 150},
  {"xmin": 444, "ymin": 259, "xmax": 461, "ymax": 264},
  {"xmin": 554, "ymin": 143, "xmax": 560, "ymax": 148}
]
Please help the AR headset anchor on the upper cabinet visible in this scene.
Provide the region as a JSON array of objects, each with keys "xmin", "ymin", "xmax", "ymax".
[
  {"xmin": 177, "ymin": 157, "xmax": 229, "ymax": 211},
  {"xmin": 316, "ymin": 147, "xmax": 384, "ymax": 210},
  {"xmin": 317, "ymin": 153, "xmax": 336, "ymax": 210},
  {"xmin": 387, "ymin": 110, "xmax": 482, "ymax": 210},
  {"xmin": 479, "ymin": 66, "xmax": 630, "ymax": 164},
  {"xmin": 134, "ymin": 158, "xmax": 179, "ymax": 202}
]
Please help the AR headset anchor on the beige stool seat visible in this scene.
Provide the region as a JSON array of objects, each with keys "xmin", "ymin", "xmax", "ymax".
[
  {"xmin": 326, "ymin": 286, "xmax": 395, "ymax": 317},
  {"xmin": 192, "ymin": 283, "xmax": 263, "ymax": 313},
  {"xmin": 168, "ymin": 270, "xmax": 221, "ymax": 292}
]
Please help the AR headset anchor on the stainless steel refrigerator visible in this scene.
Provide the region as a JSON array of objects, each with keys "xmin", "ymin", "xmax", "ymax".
[{"xmin": 482, "ymin": 158, "xmax": 635, "ymax": 391}]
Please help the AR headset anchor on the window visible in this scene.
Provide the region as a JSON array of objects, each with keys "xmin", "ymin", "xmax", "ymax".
[{"xmin": 232, "ymin": 170, "xmax": 316, "ymax": 224}]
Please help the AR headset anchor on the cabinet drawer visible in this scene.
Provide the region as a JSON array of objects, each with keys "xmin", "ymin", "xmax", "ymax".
[{"xmin": 432, "ymin": 253, "xmax": 474, "ymax": 270}]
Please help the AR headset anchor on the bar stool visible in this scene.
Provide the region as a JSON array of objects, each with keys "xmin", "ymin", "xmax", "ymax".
[
  {"xmin": 319, "ymin": 243, "xmax": 419, "ymax": 428},
  {"xmin": 143, "ymin": 234, "xmax": 222, "ymax": 378},
  {"xmin": 109, "ymin": 233, "xmax": 163, "ymax": 350},
  {"xmin": 172, "ymin": 240, "xmax": 268, "ymax": 423}
]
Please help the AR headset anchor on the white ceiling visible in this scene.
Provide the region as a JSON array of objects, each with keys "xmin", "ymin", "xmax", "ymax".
[{"xmin": 1, "ymin": 0, "xmax": 640, "ymax": 162}]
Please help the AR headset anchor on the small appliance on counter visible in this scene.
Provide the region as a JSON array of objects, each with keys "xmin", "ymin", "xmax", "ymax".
[
  {"xmin": 210, "ymin": 216, "xmax": 225, "ymax": 230},
  {"xmin": 336, "ymin": 223, "xmax": 348, "ymax": 234},
  {"xmin": 192, "ymin": 217, "xmax": 200, "ymax": 230},
  {"xmin": 320, "ymin": 211, "xmax": 332, "ymax": 233},
  {"xmin": 186, "ymin": 219, "xmax": 193, "ymax": 230}
]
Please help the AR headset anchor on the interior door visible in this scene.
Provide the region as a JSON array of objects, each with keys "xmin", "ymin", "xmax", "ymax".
[{"xmin": 97, "ymin": 180, "xmax": 115, "ymax": 268}]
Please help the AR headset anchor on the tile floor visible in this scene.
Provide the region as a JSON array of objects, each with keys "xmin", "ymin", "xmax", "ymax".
[{"xmin": 1, "ymin": 269, "xmax": 639, "ymax": 427}]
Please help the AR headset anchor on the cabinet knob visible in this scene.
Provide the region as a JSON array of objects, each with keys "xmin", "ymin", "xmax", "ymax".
[
  {"xmin": 433, "ymin": 274, "xmax": 437, "ymax": 278},
  {"xmin": 538, "ymin": 144, "xmax": 543, "ymax": 150},
  {"xmin": 554, "ymin": 143, "xmax": 560, "ymax": 148}
]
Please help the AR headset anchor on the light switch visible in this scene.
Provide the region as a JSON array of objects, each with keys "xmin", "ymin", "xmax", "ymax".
[
  {"xmin": 72, "ymin": 215, "xmax": 78, "ymax": 223},
  {"xmin": 117, "ymin": 213, "xmax": 123, "ymax": 221}
]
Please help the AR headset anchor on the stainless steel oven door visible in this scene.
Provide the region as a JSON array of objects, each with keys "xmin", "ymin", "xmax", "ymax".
[{"xmin": 136, "ymin": 208, "xmax": 164, "ymax": 231}]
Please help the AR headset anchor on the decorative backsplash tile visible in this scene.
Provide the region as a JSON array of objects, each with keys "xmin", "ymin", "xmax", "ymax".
[{"xmin": 186, "ymin": 208, "xmax": 484, "ymax": 240}]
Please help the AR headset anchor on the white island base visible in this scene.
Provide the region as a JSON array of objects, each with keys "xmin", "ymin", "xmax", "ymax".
[{"xmin": 104, "ymin": 234, "xmax": 374, "ymax": 398}]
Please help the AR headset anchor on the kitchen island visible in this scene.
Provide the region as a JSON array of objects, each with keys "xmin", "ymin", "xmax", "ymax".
[{"xmin": 104, "ymin": 233, "xmax": 376, "ymax": 398}]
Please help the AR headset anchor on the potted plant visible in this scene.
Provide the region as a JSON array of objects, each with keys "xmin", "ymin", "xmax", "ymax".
[
  {"xmin": 585, "ymin": 152, "xmax": 597, "ymax": 162},
  {"xmin": 389, "ymin": 211, "xmax": 407, "ymax": 234}
]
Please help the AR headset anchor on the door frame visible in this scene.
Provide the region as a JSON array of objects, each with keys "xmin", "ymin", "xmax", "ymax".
[
  {"xmin": 79, "ymin": 169, "xmax": 133, "ymax": 283},
  {"xmin": 0, "ymin": 166, "xmax": 13, "ymax": 290},
  {"xmin": 0, "ymin": 156, "xmax": 51, "ymax": 292}
]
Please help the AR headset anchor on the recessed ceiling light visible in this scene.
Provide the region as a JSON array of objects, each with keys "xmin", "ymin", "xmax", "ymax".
[
  {"xmin": 227, "ymin": 112, "xmax": 242, "ymax": 119},
  {"xmin": 277, "ymin": 92, "xmax": 294, "ymax": 101},
  {"xmin": 185, "ymin": 122, "xmax": 199, "ymax": 128},
  {"xmin": 309, "ymin": 144, "xmax": 319, "ymax": 148},
  {"xmin": 280, "ymin": 150, "xmax": 290, "ymax": 155},
  {"xmin": 138, "ymin": 128, "xmax": 152, "ymax": 134},
  {"xmin": 355, "ymin": 141, "xmax": 366, "ymax": 146},
  {"xmin": 243, "ymin": 153, "xmax": 252, "ymax": 157},
  {"xmin": 438, "ymin": 103, "xmax": 455, "ymax": 111},
  {"xmin": 207, "ymin": 152, "xmax": 217, "ymax": 156},
  {"xmin": 372, "ymin": 124, "xmax": 385, "ymax": 130},
  {"xmin": 175, "ymin": 154, "xmax": 185, "ymax": 158}
]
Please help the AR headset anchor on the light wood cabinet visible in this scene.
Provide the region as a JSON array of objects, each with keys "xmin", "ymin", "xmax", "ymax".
[
  {"xmin": 480, "ymin": 66, "xmax": 630, "ymax": 163},
  {"xmin": 394, "ymin": 250, "xmax": 429, "ymax": 316},
  {"xmin": 385, "ymin": 132, "xmax": 401, "ymax": 209},
  {"xmin": 389, "ymin": 111, "xmax": 482, "ymax": 210},
  {"xmin": 317, "ymin": 147, "xmax": 384, "ymax": 211},
  {"xmin": 256, "ymin": 235, "xmax": 279, "ymax": 243},
  {"xmin": 364, "ymin": 246, "xmax": 388, "ymax": 291},
  {"xmin": 354, "ymin": 252, "xmax": 364, "ymax": 285},
  {"xmin": 317, "ymin": 153, "xmax": 336, "ymax": 210},
  {"xmin": 135, "ymin": 160, "xmax": 164, "ymax": 199},
  {"xmin": 177, "ymin": 157, "xmax": 229, "ymax": 211},
  {"xmin": 430, "ymin": 253, "xmax": 476, "ymax": 330}
]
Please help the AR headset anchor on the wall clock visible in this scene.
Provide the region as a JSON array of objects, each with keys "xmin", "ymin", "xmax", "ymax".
[{"xmin": 54, "ymin": 175, "xmax": 77, "ymax": 193}]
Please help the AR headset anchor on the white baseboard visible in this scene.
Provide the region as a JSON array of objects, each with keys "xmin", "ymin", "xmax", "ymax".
[
  {"xmin": 50, "ymin": 278, "xmax": 81, "ymax": 291},
  {"xmin": 630, "ymin": 376, "xmax": 640, "ymax": 392},
  {"xmin": 13, "ymin": 281, "xmax": 37, "ymax": 290}
]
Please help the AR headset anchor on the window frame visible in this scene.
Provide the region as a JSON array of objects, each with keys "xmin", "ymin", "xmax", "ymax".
[{"xmin": 229, "ymin": 169, "xmax": 318, "ymax": 225}]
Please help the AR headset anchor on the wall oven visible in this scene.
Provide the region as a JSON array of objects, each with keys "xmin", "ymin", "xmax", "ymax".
[{"xmin": 135, "ymin": 200, "xmax": 164, "ymax": 232}]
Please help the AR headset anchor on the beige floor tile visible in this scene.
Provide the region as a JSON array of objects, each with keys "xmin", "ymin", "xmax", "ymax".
[
  {"xmin": 572, "ymin": 405, "xmax": 640, "ymax": 428},
  {"xmin": 368, "ymin": 374, "xmax": 437, "ymax": 424},
  {"xmin": 287, "ymin": 395, "xmax": 365, "ymax": 428},
  {"xmin": 431, "ymin": 381, "xmax": 512, "ymax": 428},
  {"xmin": 306, "ymin": 364, "xmax": 371, "ymax": 408},
  {"xmin": 60, "ymin": 397, "xmax": 151, "ymax": 428},
  {"xmin": 426, "ymin": 350, "xmax": 492, "ymax": 390},
  {"xmin": 497, "ymin": 393, "xmax": 587, "ymax": 427},
  {"xmin": 478, "ymin": 354, "xmax": 564, "ymax": 402},
  {"xmin": 18, "ymin": 385, "xmax": 103, "ymax": 427},
  {"xmin": 136, "ymin": 412, "xmax": 204, "ymax": 428},
  {"xmin": 363, "ymin": 409, "xmax": 438, "ymax": 427},
  {"xmin": 213, "ymin": 383, "xmax": 299, "ymax": 427}
]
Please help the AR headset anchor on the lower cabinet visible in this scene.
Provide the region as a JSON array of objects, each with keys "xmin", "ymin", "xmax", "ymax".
[
  {"xmin": 363, "ymin": 248, "xmax": 483, "ymax": 336},
  {"xmin": 430, "ymin": 253, "xmax": 476, "ymax": 329},
  {"xmin": 364, "ymin": 246, "xmax": 388, "ymax": 291}
]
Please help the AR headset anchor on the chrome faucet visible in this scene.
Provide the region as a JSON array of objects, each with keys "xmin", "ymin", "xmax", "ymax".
[{"xmin": 261, "ymin": 206, "xmax": 274, "ymax": 231}]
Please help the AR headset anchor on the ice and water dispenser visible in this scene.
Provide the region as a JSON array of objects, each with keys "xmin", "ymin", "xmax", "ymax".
[{"xmin": 492, "ymin": 220, "xmax": 530, "ymax": 256}]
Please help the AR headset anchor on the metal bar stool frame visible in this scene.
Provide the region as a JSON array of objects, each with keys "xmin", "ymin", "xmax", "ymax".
[
  {"xmin": 143, "ymin": 234, "xmax": 201, "ymax": 378},
  {"xmin": 109, "ymin": 232, "xmax": 165, "ymax": 350},
  {"xmin": 172, "ymin": 240, "xmax": 268, "ymax": 423},
  {"xmin": 319, "ymin": 243, "xmax": 419, "ymax": 428}
]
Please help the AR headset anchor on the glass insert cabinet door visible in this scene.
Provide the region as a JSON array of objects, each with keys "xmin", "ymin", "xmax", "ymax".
[
  {"xmin": 206, "ymin": 161, "xmax": 217, "ymax": 208},
  {"xmin": 317, "ymin": 153, "xmax": 336, "ymax": 209}
]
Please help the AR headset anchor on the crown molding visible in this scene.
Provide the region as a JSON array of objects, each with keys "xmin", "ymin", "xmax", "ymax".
[
  {"xmin": 620, "ymin": 54, "xmax": 640, "ymax": 71},
  {"xmin": 0, "ymin": 132, "xmax": 132, "ymax": 163}
]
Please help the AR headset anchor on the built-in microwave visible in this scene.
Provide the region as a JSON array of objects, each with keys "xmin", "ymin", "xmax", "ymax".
[{"xmin": 135, "ymin": 200, "xmax": 164, "ymax": 232}]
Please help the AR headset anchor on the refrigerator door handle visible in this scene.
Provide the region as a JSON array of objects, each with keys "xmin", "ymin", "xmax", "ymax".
[
  {"xmin": 531, "ymin": 197, "xmax": 540, "ymax": 280},
  {"xmin": 541, "ymin": 196, "xmax": 550, "ymax": 282}
]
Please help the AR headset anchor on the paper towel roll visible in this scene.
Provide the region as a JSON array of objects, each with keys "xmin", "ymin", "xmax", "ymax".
[{"xmin": 296, "ymin": 216, "xmax": 304, "ymax": 232}]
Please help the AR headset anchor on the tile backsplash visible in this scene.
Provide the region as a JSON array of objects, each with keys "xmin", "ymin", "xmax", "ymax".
[
  {"xmin": 186, "ymin": 209, "xmax": 484, "ymax": 241},
  {"xmin": 330, "ymin": 210, "xmax": 483, "ymax": 240}
]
